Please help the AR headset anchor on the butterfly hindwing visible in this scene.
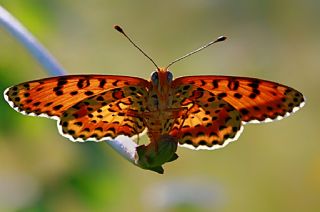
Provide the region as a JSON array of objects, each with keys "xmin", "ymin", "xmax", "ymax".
[
  {"xmin": 169, "ymin": 85, "xmax": 243, "ymax": 150},
  {"xmin": 59, "ymin": 86, "xmax": 148, "ymax": 141}
]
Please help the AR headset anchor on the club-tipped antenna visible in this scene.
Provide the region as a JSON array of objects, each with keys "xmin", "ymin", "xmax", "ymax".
[
  {"xmin": 165, "ymin": 36, "xmax": 227, "ymax": 69},
  {"xmin": 114, "ymin": 25, "xmax": 159, "ymax": 70}
]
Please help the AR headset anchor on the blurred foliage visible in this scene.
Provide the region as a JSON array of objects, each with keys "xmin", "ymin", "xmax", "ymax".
[{"xmin": 0, "ymin": 0, "xmax": 320, "ymax": 211}]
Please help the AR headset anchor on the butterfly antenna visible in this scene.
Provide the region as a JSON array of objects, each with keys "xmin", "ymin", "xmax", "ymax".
[
  {"xmin": 114, "ymin": 25, "xmax": 159, "ymax": 70},
  {"xmin": 165, "ymin": 36, "xmax": 227, "ymax": 69}
]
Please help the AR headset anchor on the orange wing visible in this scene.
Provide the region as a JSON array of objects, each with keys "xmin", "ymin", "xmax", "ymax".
[
  {"xmin": 169, "ymin": 85, "xmax": 243, "ymax": 150},
  {"xmin": 4, "ymin": 75, "xmax": 149, "ymax": 117},
  {"xmin": 173, "ymin": 75, "xmax": 305, "ymax": 123},
  {"xmin": 59, "ymin": 86, "xmax": 148, "ymax": 141},
  {"xmin": 4, "ymin": 75, "xmax": 150, "ymax": 141}
]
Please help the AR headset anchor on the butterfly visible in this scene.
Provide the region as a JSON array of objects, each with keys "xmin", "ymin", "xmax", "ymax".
[
  {"xmin": 3, "ymin": 68, "xmax": 305, "ymax": 148},
  {"xmin": 3, "ymin": 26, "xmax": 305, "ymax": 167}
]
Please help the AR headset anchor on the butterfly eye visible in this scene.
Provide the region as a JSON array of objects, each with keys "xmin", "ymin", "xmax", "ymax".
[
  {"xmin": 151, "ymin": 71, "xmax": 159, "ymax": 84},
  {"xmin": 167, "ymin": 71, "xmax": 173, "ymax": 82}
]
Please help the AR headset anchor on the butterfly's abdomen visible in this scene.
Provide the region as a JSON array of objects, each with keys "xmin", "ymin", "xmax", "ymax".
[
  {"xmin": 143, "ymin": 110, "xmax": 174, "ymax": 143},
  {"xmin": 143, "ymin": 86, "xmax": 177, "ymax": 141}
]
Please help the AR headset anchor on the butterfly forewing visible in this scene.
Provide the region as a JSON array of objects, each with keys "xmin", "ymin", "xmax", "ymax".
[
  {"xmin": 172, "ymin": 76, "xmax": 305, "ymax": 124},
  {"xmin": 4, "ymin": 75, "xmax": 149, "ymax": 117}
]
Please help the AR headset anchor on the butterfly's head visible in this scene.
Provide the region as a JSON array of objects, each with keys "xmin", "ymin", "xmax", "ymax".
[{"xmin": 150, "ymin": 68, "xmax": 173, "ymax": 92}]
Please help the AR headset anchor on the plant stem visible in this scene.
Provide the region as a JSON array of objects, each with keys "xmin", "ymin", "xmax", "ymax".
[{"xmin": 0, "ymin": 6, "xmax": 66, "ymax": 75}]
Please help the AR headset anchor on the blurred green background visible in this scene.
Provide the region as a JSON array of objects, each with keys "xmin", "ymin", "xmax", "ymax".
[{"xmin": 0, "ymin": 0, "xmax": 319, "ymax": 211}]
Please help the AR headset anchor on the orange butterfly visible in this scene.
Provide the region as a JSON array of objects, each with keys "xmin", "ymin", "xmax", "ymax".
[{"xmin": 3, "ymin": 26, "xmax": 305, "ymax": 173}]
